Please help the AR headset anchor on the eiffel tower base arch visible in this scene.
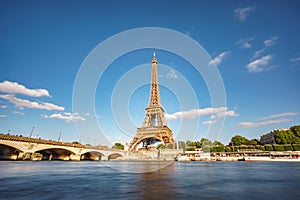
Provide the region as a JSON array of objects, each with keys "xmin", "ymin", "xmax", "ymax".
[{"xmin": 128, "ymin": 126, "xmax": 175, "ymax": 152}]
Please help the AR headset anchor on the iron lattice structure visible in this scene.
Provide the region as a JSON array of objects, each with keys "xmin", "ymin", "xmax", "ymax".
[{"xmin": 128, "ymin": 54, "xmax": 175, "ymax": 151}]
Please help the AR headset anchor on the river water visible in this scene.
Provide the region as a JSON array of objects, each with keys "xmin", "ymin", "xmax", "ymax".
[{"xmin": 0, "ymin": 161, "xmax": 299, "ymax": 200}]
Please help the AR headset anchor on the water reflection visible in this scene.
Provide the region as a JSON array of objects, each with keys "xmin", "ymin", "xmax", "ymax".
[
  {"xmin": 136, "ymin": 163, "xmax": 178, "ymax": 200},
  {"xmin": 102, "ymin": 160, "xmax": 174, "ymax": 173}
]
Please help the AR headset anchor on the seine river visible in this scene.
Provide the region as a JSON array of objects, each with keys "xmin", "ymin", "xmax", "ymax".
[{"xmin": 0, "ymin": 161, "xmax": 300, "ymax": 200}]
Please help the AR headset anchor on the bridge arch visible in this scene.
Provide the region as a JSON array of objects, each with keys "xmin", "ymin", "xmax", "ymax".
[
  {"xmin": 0, "ymin": 143, "xmax": 24, "ymax": 160},
  {"xmin": 35, "ymin": 148, "xmax": 76, "ymax": 161},
  {"xmin": 0, "ymin": 140, "xmax": 27, "ymax": 153},
  {"xmin": 81, "ymin": 151, "xmax": 104, "ymax": 161},
  {"xmin": 108, "ymin": 153, "xmax": 123, "ymax": 160}
]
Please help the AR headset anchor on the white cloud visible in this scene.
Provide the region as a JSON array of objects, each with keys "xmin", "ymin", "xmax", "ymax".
[
  {"xmin": 239, "ymin": 112, "xmax": 297, "ymax": 128},
  {"xmin": 0, "ymin": 81, "xmax": 50, "ymax": 97},
  {"xmin": 13, "ymin": 111, "xmax": 25, "ymax": 115},
  {"xmin": 242, "ymin": 42, "xmax": 251, "ymax": 48},
  {"xmin": 236, "ymin": 37, "xmax": 255, "ymax": 49},
  {"xmin": 166, "ymin": 70, "xmax": 178, "ymax": 79},
  {"xmin": 213, "ymin": 110, "xmax": 239, "ymax": 119},
  {"xmin": 0, "ymin": 94, "xmax": 64, "ymax": 111},
  {"xmin": 0, "ymin": 114, "xmax": 6, "ymax": 118},
  {"xmin": 264, "ymin": 36, "xmax": 278, "ymax": 47},
  {"xmin": 234, "ymin": 6, "xmax": 255, "ymax": 22},
  {"xmin": 41, "ymin": 112, "xmax": 85, "ymax": 123},
  {"xmin": 0, "ymin": 105, "xmax": 7, "ymax": 109},
  {"xmin": 208, "ymin": 51, "xmax": 230, "ymax": 66},
  {"xmin": 290, "ymin": 57, "xmax": 300, "ymax": 62},
  {"xmin": 239, "ymin": 119, "xmax": 290, "ymax": 128},
  {"xmin": 203, "ymin": 120, "xmax": 216, "ymax": 125},
  {"xmin": 85, "ymin": 112, "xmax": 91, "ymax": 116},
  {"xmin": 166, "ymin": 107, "xmax": 238, "ymax": 121},
  {"xmin": 258, "ymin": 112, "xmax": 298, "ymax": 121},
  {"xmin": 246, "ymin": 54, "xmax": 273, "ymax": 72}
]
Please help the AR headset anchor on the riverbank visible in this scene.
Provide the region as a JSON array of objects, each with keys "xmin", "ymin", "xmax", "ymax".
[{"xmin": 176, "ymin": 151, "xmax": 300, "ymax": 162}]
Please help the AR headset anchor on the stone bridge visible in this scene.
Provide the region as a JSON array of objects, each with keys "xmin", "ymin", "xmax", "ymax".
[{"xmin": 0, "ymin": 134, "xmax": 125, "ymax": 161}]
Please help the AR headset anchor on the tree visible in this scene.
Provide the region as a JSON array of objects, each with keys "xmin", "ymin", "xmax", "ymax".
[
  {"xmin": 275, "ymin": 129, "xmax": 300, "ymax": 144},
  {"xmin": 200, "ymin": 138, "xmax": 212, "ymax": 152},
  {"xmin": 273, "ymin": 144, "xmax": 285, "ymax": 151},
  {"xmin": 186, "ymin": 140, "xmax": 193, "ymax": 147},
  {"xmin": 194, "ymin": 141, "xmax": 201, "ymax": 148},
  {"xmin": 213, "ymin": 140, "xmax": 224, "ymax": 146},
  {"xmin": 177, "ymin": 141, "xmax": 186, "ymax": 149},
  {"xmin": 292, "ymin": 144, "xmax": 300, "ymax": 151},
  {"xmin": 200, "ymin": 138, "xmax": 212, "ymax": 146},
  {"xmin": 264, "ymin": 144, "xmax": 273, "ymax": 151},
  {"xmin": 157, "ymin": 143, "xmax": 172, "ymax": 149},
  {"xmin": 157, "ymin": 144, "xmax": 165, "ymax": 149},
  {"xmin": 225, "ymin": 146, "xmax": 232, "ymax": 152},
  {"xmin": 283, "ymin": 144, "xmax": 293, "ymax": 151},
  {"xmin": 210, "ymin": 140, "xmax": 225, "ymax": 152},
  {"xmin": 256, "ymin": 145, "xmax": 265, "ymax": 151},
  {"xmin": 291, "ymin": 125, "xmax": 300, "ymax": 138},
  {"xmin": 185, "ymin": 147, "xmax": 195, "ymax": 151},
  {"xmin": 112, "ymin": 142, "xmax": 124, "ymax": 150},
  {"xmin": 231, "ymin": 135, "xmax": 248, "ymax": 146},
  {"xmin": 246, "ymin": 139, "xmax": 259, "ymax": 146}
]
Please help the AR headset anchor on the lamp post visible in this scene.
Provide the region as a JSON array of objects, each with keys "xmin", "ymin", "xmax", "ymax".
[
  {"xmin": 29, "ymin": 127, "xmax": 35, "ymax": 138},
  {"xmin": 58, "ymin": 132, "xmax": 62, "ymax": 142}
]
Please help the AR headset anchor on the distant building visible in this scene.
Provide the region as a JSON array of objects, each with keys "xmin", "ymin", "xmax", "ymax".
[{"xmin": 260, "ymin": 129, "xmax": 288, "ymax": 145}]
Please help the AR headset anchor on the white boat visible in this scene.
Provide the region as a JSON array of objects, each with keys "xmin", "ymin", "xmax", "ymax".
[{"xmin": 244, "ymin": 155, "xmax": 300, "ymax": 162}]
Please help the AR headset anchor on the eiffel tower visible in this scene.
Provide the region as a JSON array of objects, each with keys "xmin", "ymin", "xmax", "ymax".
[{"xmin": 128, "ymin": 53, "xmax": 175, "ymax": 151}]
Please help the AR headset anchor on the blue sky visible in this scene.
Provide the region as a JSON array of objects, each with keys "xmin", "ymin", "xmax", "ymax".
[{"xmin": 0, "ymin": 0, "xmax": 299, "ymax": 146}]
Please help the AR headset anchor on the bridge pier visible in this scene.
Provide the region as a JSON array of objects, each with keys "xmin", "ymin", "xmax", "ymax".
[
  {"xmin": 70, "ymin": 154, "xmax": 81, "ymax": 161},
  {"xmin": 24, "ymin": 152, "xmax": 32, "ymax": 160},
  {"xmin": 101, "ymin": 155, "xmax": 108, "ymax": 161}
]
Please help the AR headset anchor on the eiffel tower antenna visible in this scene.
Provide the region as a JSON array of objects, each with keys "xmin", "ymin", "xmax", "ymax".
[{"xmin": 128, "ymin": 54, "xmax": 174, "ymax": 151}]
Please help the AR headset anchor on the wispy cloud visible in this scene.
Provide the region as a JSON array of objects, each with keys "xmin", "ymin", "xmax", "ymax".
[
  {"xmin": 203, "ymin": 120, "xmax": 216, "ymax": 125},
  {"xmin": 13, "ymin": 111, "xmax": 25, "ymax": 115},
  {"xmin": 0, "ymin": 114, "xmax": 6, "ymax": 118},
  {"xmin": 264, "ymin": 36, "xmax": 278, "ymax": 47},
  {"xmin": 0, "ymin": 105, "xmax": 7, "ymax": 109},
  {"xmin": 258, "ymin": 112, "xmax": 298, "ymax": 121},
  {"xmin": 208, "ymin": 51, "xmax": 230, "ymax": 66},
  {"xmin": 41, "ymin": 112, "xmax": 85, "ymax": 123},
  {"xmin": 212, "ymin": 110, "xmax": 239, "ymax": 119},
  {"xmin": 252, "ymin": 48, "xmax": 265, "ymax": 60},
  {"xmin": 166, "ymin": 107, "xmax": 238, "ymax": 121},
  {"xmin": 166, "ymin": 69, "xmax": 178, "ymax": 79},
  {"xmin": 290, "ymin": 57, "xmax": 300, "ymax": 62},
  {"xmin": 239, "ymin": 119, "xmax": 291, "ymax": 128},
  {"xmin": 0, "ymin": 94, "xmax": 64, "ymax": 111},
  {"xmin": 246, "ymin": 54, "xmax": 273, "ymax": 72},
  {"xmin": 0, "ymin": 80, "xmax": 50, "ymax": 97},
  {"xmin": 239, "ymin": 112, "xmax": 297, "ymax": 128},
  {"xmin": 234, "ymin": 6, "xmax": 255, "ymax": 22},
  {"xmin": 236, "ymin": 37, "xmax": 255, "ymax": 49}
]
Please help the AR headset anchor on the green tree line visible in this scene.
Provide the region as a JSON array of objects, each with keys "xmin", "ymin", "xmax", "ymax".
[{"xmin": 173, "ymin": 125, "xmax": 300, "ymax": 152}]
